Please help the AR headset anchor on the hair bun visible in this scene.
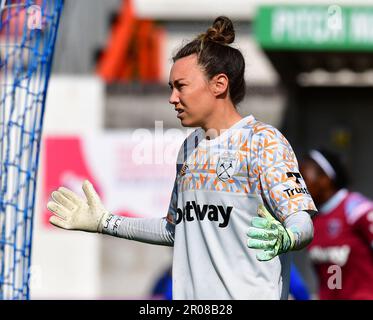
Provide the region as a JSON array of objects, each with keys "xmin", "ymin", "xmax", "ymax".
[{"xmin": 201, "ymin": 16, "xmax": 235, "ymax": 45}]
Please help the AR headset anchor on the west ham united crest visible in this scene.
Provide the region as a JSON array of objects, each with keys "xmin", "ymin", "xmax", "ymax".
[{"xmin": 216, "ymin": 152, "xmax": 238, "ymax": 182}]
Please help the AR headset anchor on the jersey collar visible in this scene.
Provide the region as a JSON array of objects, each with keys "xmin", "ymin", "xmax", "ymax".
[
  {"xmin": 320, "ymin": 188, "xmax": 348, "ymax": 214},
  {"xmin": 199, "ymin": 115, "xmax": 255, "ymax": 147}
]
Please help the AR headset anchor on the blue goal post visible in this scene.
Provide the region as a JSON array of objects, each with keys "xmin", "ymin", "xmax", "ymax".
[{"xmin": 0, "ymin": 0, "xmax": 64, "ymax": 299}]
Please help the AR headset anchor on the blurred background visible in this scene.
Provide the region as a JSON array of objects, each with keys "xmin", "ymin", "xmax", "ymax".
[{"xmin": 24, "ymin": 0, "xmax": 373, "ymax": 299}]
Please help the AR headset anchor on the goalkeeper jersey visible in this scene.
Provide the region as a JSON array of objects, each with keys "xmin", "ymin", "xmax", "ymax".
[{"xmin": 167, "ymin": 115, "xmax": 316, "ymax": 300}]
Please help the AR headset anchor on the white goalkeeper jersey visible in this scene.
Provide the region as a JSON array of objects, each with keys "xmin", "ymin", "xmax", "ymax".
[{"xmin": 166, "ymin": 115, "xmax": 316, "ymax": 300}]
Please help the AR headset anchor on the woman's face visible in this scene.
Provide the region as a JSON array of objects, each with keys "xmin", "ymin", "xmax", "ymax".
[
  {"xmin": 299, "ymin": 159, "xmax": 330, "ymax": 207},
  {"xmin": 168, "ymin": 54, "xmax": 216, "ymax": 128}
]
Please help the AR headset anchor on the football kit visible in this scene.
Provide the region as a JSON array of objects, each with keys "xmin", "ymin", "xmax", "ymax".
[
  {"xmin": 96, "ymin": 115, "xmax": 316, "ymax": 299},
  {"xmin": 166, "ymin": 115, "xmax": 316, "ymax": 299}
]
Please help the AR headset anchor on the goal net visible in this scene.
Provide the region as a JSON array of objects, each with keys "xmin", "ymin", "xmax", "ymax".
[{"xmin": 0, "ymin": 0, "xmax": 63, "ymax": 299}]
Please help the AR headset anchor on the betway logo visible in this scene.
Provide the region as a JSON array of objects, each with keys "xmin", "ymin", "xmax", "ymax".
[{"xmin": 176, "ymin": 201, "xmax": 232, "ymax": 228}]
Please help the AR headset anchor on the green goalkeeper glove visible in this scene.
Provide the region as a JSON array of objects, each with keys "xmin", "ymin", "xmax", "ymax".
[
  {"xmin": 247, "ymin": 204, "xmax": 295, "ymax": 261},
  {"xmin": 47, "ymin": 180, "xmax": 110, "ymax": 233}
]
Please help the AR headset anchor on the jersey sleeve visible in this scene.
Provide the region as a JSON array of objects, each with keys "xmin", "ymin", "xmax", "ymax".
[
  {"xmin": 252, "ymin": 125, "xmax": 317, "ymax": 222},
  {"xmin": 345, "ymin": 193, "xmax": 373, "ymax": 249},
  {"xmin": 166, "ymin": 178, "xmax": 178, "ymax": 225},
  {"xmin": 353, "ymin": 212, "xmax": 373, "ymax": 250}
]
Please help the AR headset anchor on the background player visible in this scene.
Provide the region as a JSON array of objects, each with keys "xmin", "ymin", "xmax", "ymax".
[
  {"xmin": 47, "ymin": 16, "xmax": 316, "ymax": 300},
  {"xmin": 300, "ymin": 149, "xmax": 373, "ymax": 299}
]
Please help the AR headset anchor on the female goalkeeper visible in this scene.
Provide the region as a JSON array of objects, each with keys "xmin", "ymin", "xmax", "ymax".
[{"xmin": 47, "ymin": 16, "xmax": 317, "ymax": 300}]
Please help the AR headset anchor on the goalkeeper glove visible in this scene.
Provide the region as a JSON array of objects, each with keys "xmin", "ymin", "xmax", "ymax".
[
  {"xmin": 247, "ymin": 204, "xmax": 295, "ymax": 261},
  {"xmin": 47, "ymin": 180, "xmax": 110, "ymax": 233}
]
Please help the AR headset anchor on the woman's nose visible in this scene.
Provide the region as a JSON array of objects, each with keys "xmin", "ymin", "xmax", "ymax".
[{"xmin": 169, "ymin": 89, "xmax": 180, "ymax": 105}]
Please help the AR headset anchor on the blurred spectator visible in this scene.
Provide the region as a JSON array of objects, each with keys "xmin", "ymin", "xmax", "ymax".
[
  {"xmin": 300, "ymin": 149, "xmax": 373, "ymax": 299},
  {"xmin": 151, "ymin": 267, "xmax": 172, "ymax": 300},
  {"xmin": 289, "ymin": 263, "xmax": 311, "ymax": 300}
]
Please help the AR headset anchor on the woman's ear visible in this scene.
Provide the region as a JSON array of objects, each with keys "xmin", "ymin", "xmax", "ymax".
[{"xmin": 210, "ymin": 73, "xmax": 229, "ymax": 97}]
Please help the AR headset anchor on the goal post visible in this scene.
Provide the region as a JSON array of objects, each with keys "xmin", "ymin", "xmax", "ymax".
[{"xmin": 0, "ymin": 0, "xmax": 64, "ymax": 299}]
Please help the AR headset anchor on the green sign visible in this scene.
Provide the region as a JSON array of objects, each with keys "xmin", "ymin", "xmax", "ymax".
[{"xmin": 255, "ymin": 5, "xmax": 373, "ymax": 51}]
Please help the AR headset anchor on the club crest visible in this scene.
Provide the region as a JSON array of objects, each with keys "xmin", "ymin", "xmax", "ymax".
[
  {"xmin": 216, "ymin": 152, "xmax": 238, "ymax": 182},
  {"xmin": 327, "ymin": 218, "xmax": 342, "ymax": 238}
]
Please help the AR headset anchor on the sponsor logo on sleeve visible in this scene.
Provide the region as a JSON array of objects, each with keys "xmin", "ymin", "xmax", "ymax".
[
  {"xmin": 286, "ymin": 172, "xmax": 303, "ymax": 184},
  {"xmin": 283, "ymin": 171, "xmax": 311, "ymax": 197}
]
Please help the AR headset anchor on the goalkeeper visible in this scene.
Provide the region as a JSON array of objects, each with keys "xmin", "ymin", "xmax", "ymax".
[{"xmin": 47, "ymin": 16, "xmax": 316, "ymax": 299}]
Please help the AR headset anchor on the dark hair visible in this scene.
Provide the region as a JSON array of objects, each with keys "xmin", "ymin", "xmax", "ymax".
[
  {"xmin": 172, "ymin": 16, "xmax": 246, "ymax": 106},
  {"xmin": 305, "ymin": 149, "xmax": 349, "ymax": 190}
]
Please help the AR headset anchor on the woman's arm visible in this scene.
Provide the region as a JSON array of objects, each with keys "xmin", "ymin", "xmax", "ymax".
[
  {"xmin": 47, "ymin": 180, "xmax": 175, "ymax": 246},
  {"xmin": 101, "ymin": 215, "xmax": 175, "ymax": 246},
  {"xmin": 283, "ymin": 210, "xmax": 314, "ymax": 250}
]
